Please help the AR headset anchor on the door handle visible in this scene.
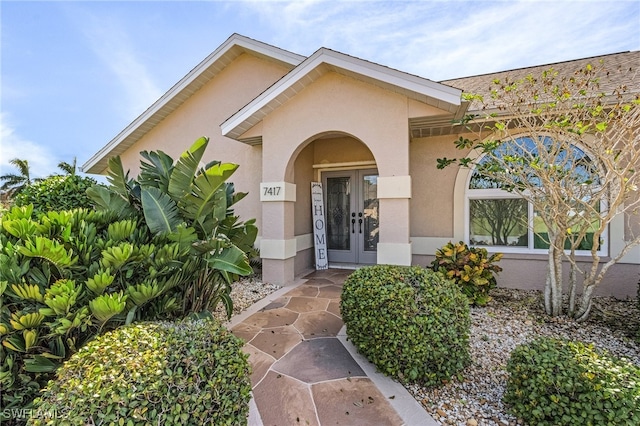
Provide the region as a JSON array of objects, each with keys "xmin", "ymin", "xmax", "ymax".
[
  {"xmin": 358, "ymin": 212, "xmax": 363, "ymax": 234},
  {"xmin": 351, "ymin": 212, "xmax": 356, "ymax": 233}
]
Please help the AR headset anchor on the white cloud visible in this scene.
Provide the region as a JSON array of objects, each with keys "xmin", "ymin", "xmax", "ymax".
[
  {"xmin": 242, "ymin": 0, "xmax": 639, "ymax": 81},
  {"xmin": 0, "ymin": 113, "xmax": 58, "ymax": 179},
  {"xmin": 70, "ymin": 9, "xmax": 163, "ymax": 119}
]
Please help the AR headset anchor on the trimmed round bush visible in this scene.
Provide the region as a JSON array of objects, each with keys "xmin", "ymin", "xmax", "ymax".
[
  {"xmin": 30, "ymin": 319, "xmax": 252, "ymax": 425},
  {"xmin": 340, "ymin": 265, "xmax": 470, "ymax": 386},
  {"xmin": 504, "ymin": 337, "xmax": 640, "ymax": 426}
]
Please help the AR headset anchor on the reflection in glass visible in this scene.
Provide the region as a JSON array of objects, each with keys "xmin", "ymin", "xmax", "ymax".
[
  {"xmin": 362, "ymin": 174, "xmax": 378, "ymax": 251},
  {"xmin": 469, "ymin": 199, "xmax": 528, "ymax": 246},
  {"xmin": 326, "ymin": 177, "xmax": 350, "ymax": 250},
  {"xmin": 532, "ymin": 211, "xmax": 600, "ymax": 250}
]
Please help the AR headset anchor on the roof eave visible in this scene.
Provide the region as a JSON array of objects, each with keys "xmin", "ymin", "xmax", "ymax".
[
  {"xmin": 82, "ymin": 34, "xmax": 305, "ymax": 174},
  {"xmin": 221, "ymin": 48, "xmax": 463, "ymax": 141}
]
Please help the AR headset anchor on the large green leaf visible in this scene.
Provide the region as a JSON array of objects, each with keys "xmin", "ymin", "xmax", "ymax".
[
  {"xmin": 106, "ymin": 156, "xmax": 133, "ymax": 198},
  {"xmin": 24, "ymin": 355, "xmax": 58, "ymax": 373},
  {"xmin": 139, "ymin": 149, "xmax": 174, "ymax": 191},
  {"xmin": 182, "ymin": 162, "xmax": 239, "ymax": 223},
  {"xmin": 141, "ymin": 188, "xmax": 182, "ymax": 234},
  {"xmin": 86, "ymin": 185, "xmax": 132, "ymax": 218},
  {"xmin": 168, "ymin": 136, "xmax": 209, "ymax": 204},
  {"xmin": 167, "ymin": 224, "xmax": 199, "ymax": 250},
  {"xmin": 206, "ymin": 245, "xmax": 252, "ymax": 276}
]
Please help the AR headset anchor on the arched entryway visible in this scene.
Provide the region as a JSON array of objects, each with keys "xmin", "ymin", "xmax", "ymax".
[{"xmin": 288, "ymin": 132, "xmax": 378, "ymax": 271}]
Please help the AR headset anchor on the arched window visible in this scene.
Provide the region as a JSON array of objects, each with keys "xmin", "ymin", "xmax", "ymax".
[{"xmin": 465, "ymin": 135, "xmax": 606, "ymax": 254}]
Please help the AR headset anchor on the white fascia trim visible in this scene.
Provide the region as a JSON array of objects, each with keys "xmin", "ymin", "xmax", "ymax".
[
  {"xmin": 260, "ymin": 238, "xmax": 297, "ymax": 260},
  {"xmin": 82, "ymin": 34, "xmax": 305, "ymax": 174},
  {"xmin": 221, "ymin": 48, "xmax": 462, "ymax": 139}
]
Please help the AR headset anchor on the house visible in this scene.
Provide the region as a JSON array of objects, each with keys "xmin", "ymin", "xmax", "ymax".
[{"xmin": 82, "ymin": 34, "xmax": 640, "ymax": 297}]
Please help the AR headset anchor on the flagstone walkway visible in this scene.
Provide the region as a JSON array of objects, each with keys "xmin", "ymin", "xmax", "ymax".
[{"xmin": 227, "ymin": 269, "xmax": 436, "ymax": 426}]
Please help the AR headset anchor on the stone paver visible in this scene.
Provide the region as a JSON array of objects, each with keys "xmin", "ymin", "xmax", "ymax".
[{"xmin": 231, "ymin": 269, "xmax": 435, "ymax": 425}]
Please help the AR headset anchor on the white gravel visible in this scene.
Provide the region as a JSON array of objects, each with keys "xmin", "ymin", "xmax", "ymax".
[
  {"xmin": 211, "ymin": 276, "xmax": 281, "ymax": 322},
  {"xmin": 219, "ymin": 280, "xmax": 639, "ymax": 426},
  {"xmin": 405, "ymin": 288, "xmax": 640, "ymax": 426}
]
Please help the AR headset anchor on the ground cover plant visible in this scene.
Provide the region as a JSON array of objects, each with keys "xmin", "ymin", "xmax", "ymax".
[
  {"xmin": 340, "ymin": 265, "xmax": 470, "ymax": 386},
  {"xmin": 504, "ymin": 337, "xmax": 640, "ymax": 426}
]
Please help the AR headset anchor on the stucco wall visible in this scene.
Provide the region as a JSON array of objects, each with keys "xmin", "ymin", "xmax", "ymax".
[
  {"xmin": 409, "ymin": 134, "xmax": 462, "ymax": 236},
  {"xmin": 313, "ymin": 136, "xmax": 375, "ymax": 165},
  {"xmin": 116, "ymin": 53, "xmax": 292, "ymax": 229},
  {"xmin": 261, "ymin": 72, "xmax": 410, "ymax": 181},
  {"xmin": 294, "ymin": 143, "xmax": 314, "ymax": 236}
]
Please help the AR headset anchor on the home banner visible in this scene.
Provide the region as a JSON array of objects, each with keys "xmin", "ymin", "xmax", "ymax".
[{"xmin": 311, "ymin": 182, "xmax": 328, "ymax": 270}]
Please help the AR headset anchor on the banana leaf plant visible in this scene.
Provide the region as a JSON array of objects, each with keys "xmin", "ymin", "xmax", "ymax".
[{"xmin": 87, "ymin": 136, "xmax": 257, "ymax": 316}]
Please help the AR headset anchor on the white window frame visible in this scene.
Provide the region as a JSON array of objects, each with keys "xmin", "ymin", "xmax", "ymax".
[{"xmin": 463, "ymin": 141, "xmax": 609, "ymax": 257}]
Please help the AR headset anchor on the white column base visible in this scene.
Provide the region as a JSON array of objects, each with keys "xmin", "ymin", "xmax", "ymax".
[{"xmin": 377, "ymin": 243, "xmax": 412, "ymax": 266}]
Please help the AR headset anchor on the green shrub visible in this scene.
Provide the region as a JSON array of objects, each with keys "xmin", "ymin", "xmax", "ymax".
[
  {"xmin": 340, "ymin": 265, "xmax": 470, "ymax": 386},
  {"xmin": 29, "ymin": 319, "xmax": 252, "ymax": 426},
  {"xmin": 504, "ymin": 337, "xmax": 640, "ymax": 426},
  {"xmin": 430, "ymin": 241, "xmax": 502, "ymax": 306},
  {"xmin": 1, "ymin": 137, "xmax": 258, "ymax": 417},
  {"xmin": 0, "ymin": 206, "xmax": 195, "ymax": 418},
  {"xmin": 14, "ymin": 175, "xmax": 99, "ymax": 216}
]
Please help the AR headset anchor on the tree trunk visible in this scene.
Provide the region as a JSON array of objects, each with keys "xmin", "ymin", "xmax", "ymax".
[
  {"xmin": 544, "ymin": 238, "xmax": 564, "ymax": 316},
  {"xmin": 567, "ymin": 258, "xmax": 577, "ymax": 317},
  {"xmin": 574, "ymin": 284, "xmax": 595, "ymax": 322}
]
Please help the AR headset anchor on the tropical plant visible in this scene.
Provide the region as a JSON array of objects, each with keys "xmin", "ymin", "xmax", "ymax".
[
  {"xmin": 0, "ymin": 205, "xmax": 194, "ymax": 419},
  {"xmin": 86, "ymin": 136, "xmax": 257, "ymax": 316},
  {"xmin": 437, "ymin": 60, "xmax": 640, "ymax": 320},
  {"xmin": 431, "ymin": 241, "xmax": 502, "ymax": 306},
  {"xmin": 56, "ymin": 157, "xmax": 77, "ymax": 176},
  {"xmin": 0, "ymin": 158, "xmax": 34, "ymax": 198}
]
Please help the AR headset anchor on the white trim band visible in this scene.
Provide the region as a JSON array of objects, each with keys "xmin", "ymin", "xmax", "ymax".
[
  {"xmin": 260, "ymin": 238, "xmax": 297, "ymax": 260},
  {"xmin": 377, "ymin": 176, "xmax": 411, "ymax": 199},
  {"xmin": 377, "ymin": 243, "xmax": 412, "ymax": 265}
]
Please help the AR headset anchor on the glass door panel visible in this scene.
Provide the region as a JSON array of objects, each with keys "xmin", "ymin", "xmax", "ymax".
[
  {"xmin": 361, "ymin": 174, "xmax": 378, "ymax": 251},
  {"xmin": 326, "ymin": 177, "xmax": 351, "ymax": 251},
  {"xmin": 323, "ymin": 169, "xmax": 378, "ymax": 265}
]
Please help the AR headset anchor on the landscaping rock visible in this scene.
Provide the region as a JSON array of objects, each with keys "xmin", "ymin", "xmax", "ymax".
[{"xmin": 404, "ymin": 288, "xmax": 640, "ymax": 426}]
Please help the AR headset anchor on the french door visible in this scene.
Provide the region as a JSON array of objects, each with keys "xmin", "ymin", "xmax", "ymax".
[{"xmin": 323, "ymin": 169, "xmax": 378, "ymax": 264}]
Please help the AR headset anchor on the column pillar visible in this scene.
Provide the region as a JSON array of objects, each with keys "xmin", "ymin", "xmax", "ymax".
[
  {"xmin": 259, "ymin": 182, "xmax": 297, "ymax": 285},
  {"xmin": 376, "ymin": 175, "xmax": 412, "ymax": 265}
]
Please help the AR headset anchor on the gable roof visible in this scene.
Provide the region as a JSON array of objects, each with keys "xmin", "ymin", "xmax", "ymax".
[
  {"xmin": 221, "ymin": 47, "xmax": 464, "ymax": 143},
  {"xmin": 441, "ymin": 51, "xmax": 640, "ymax": 112},
  {"xmin": 82, "ymin": 34, "xmax": 305, "ymax": 174}
]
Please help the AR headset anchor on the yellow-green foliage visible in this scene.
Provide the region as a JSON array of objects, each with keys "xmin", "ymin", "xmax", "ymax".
[
  {"xmin": 431, "ymin": 241, "xmax": 502, "ymax": 306},
  {"xmin": 30, "ymin": 319, "xmax": 252, "ymax": 425}
]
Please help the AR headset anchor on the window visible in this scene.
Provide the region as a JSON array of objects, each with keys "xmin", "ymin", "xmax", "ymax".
[{"xmin": 465, "ymin": 136, "xmax": 605, "ymax": 254}]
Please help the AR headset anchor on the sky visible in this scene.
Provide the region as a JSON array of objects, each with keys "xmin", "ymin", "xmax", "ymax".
[{"xmin": 1, "ymin": 0, "xmax": 639, "ymax": 179}]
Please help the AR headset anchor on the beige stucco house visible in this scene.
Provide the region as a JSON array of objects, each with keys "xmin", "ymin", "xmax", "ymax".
[{"xmin": 83, "ymin": 34, "xmax": 640, "ymax": 297}]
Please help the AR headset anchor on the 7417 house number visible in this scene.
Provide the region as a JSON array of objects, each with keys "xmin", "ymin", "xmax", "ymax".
[{"xmin": 263, "ymin": 186, "xmax": 281, "ymax": 196}]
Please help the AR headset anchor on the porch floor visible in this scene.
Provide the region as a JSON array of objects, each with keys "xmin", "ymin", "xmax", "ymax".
[{"xmin": 227, "ymin": 269, "xmax": 436, "ymax": 425}]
